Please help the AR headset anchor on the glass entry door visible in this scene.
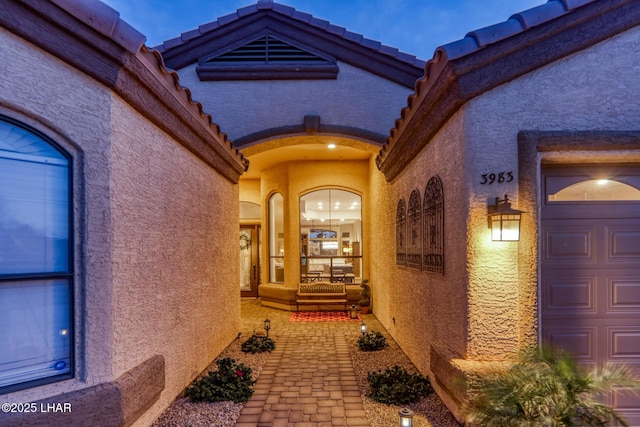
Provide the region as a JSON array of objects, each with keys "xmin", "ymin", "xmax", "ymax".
[{"xmin": 240, "ymin": 225, "xmax": 260, "ymax": 298}]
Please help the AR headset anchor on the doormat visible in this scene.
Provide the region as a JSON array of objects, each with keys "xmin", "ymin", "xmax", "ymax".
[{"xmin": 289, "ymin": 311, "xmax": 361, "ymax": 322}]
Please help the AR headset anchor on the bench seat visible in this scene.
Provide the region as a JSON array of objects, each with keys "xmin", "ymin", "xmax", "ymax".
[{"xmin": 296, "ymin": 282, "xmax": 347, "ymax": 312}]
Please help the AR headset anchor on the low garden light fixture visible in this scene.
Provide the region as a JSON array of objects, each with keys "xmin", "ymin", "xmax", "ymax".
[
  {"xmin": 398, "ymin": 407, "xmax": 414, "ymax": 427},
  {"xmin": 349, "ymin": 305, "xmax": 358, "ymax": 319},
  {"xmin": 263, "ymin": 318, "xmax": 271, "ymax": 337},
  {"xmin": 360, "ymin": 321, "xmax": 367, "ymax": 336},
  {"xmin": 487, "ymin": 194, "xmax": 524, "ymax": 242}
]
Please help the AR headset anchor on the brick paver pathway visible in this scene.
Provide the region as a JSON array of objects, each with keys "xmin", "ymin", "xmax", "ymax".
[{"xmin": 236, "ymin": 300, "xmax": 371, "ymax": 427}]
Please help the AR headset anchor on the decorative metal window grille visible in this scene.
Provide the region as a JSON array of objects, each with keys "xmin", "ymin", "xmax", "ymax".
[
  {"xmin": 407, "ymin": 189, "xmax": 422, "ymax": 269},
  {"xmin": 396, "ymin": 199, "xmax": 406, "ymax": 265},
  {"xmin": 423, "ymin": 176, "xmax": 444, "ymax": 274}
]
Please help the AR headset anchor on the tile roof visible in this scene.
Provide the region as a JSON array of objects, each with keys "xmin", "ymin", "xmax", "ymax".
[
  {"xmin": 28, "ymin": 0, "xmax": 249, "ymax": 180},
  {"xmin": 377, "ymin": 0, "xmax": 635, "ymax": 180},
  {"xmin": 50, "ymin": 0, "xmax": 145, "ymax": 54},
  {"xmin": 153, "ymin": 0, "xmax": 425, "ymax": 70},
  {"xmin": 140, "ymin": 46, "xmax": 249, "ymax": 169},
  {"xmin": 438, "ymin": 0, "xmax": 592, "ymax": 61}
]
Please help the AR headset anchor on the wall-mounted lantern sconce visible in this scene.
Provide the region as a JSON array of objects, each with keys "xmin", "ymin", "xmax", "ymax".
[
  {"xmin": 360, "ymin": 321, "xmax": 367, "ymax": 336},
  {"xmin": 264, "ymin": 318, "xmax": 271, "ymax": 337},
  {"xmin": 487, "ymin": 195, "xmax": 524, "ymax": 242},
  {"xmin": 398, "ymin": 407, "xmax": 414, "ymax": 427}
]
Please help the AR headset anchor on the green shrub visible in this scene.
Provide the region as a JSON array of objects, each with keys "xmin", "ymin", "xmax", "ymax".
[
  {"xmin": 463, "ymin": 346, "xmax": 640, "ymax": 426},
  {"xmin": 367, "ymin": 365, "xmax": 433, "ymax": 405},
  {"xmin": 184, "ymin": 357, "xmax": 256, "ymax": 403},
  {"xmin": 357, "ymin": 330, "xmax": 388, "ymax": 351},
  {"xmin": 241, "ymin": 335, "xmax": 276, "ymax": 353},
  {"xmin": 358, "ymin": 279, "xmax": 371, "ymax": 307}
]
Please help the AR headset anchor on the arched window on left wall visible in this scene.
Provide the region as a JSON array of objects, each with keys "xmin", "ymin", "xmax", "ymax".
[
  {"xmin": 268, "ymin": 193, "xmax": 284, "ymax": 283},
  {"xmin": 0, "ymin": 116, "xmax": 73, "ymax": 393}
]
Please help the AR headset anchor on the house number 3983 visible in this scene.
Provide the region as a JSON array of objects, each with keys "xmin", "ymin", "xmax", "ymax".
[{"xmin": 480, "ymin": 171, "xmax": 513, "ymax": 185}]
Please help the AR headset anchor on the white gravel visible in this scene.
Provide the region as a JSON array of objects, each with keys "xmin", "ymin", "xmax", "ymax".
[
  {"xmin": 151, "ymin": 337, "xmax": 269, "ymax": 427},
  {"xmin": 347, "ymin": 334, "xmax": 461, "ymax": 427},
  {"xmin": 153, "ymin": 331, "xmax": 461, "ymax": 427}
]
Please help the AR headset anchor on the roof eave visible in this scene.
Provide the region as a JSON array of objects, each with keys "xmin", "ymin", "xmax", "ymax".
[
  {"xmin": 377, "ymin": 0, "xmax": 640, "ymax": 182},
  {"xmin": 158, "ymin": 9, "xmax": 424, "ymax": 88},
  {"xmin": 1, "ymin": 0, "xmax": 248, "ymax": 183}
]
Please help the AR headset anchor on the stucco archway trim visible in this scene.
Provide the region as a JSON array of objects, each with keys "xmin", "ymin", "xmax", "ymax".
[{"xmin": 234, "ymin": 123, "xmax": 386, "ymax": 148}]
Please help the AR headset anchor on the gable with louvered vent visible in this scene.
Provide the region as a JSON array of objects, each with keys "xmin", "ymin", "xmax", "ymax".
[
  {"xmin": 196, "ymin": 34, "xmax": 339, "ymax": 81},
  {"xmin": 207, "ymin": 35, "xmax": 330, "ymax": 64}
]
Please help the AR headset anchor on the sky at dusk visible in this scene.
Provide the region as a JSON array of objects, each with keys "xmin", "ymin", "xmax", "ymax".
[{"xmin": 101, "ymin": 0, "xmax": 545, "ymax": 61}]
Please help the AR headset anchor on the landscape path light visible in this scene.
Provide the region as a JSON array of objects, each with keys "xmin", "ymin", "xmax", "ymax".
[
  {"xmin": 263, "ymin": 318, "xmax": 271, "ymax": 337},
  {"xmin": 398, "ymin": 407, "xmax": 414, "ymax": 427}
]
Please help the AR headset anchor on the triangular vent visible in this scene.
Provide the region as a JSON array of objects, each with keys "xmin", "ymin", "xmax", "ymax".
[{"xmin": 206, "ymin": 35, "xmax": 330, "ymax": 64}]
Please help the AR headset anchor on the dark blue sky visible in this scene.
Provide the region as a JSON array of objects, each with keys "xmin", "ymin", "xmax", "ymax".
[{"xmin": 102, "ymin": 0, "xmax": 543, "ymax": 60}]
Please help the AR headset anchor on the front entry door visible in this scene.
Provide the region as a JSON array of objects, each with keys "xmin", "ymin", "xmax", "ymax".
[
  {"xmin": 540, "ymin": 165, "xmax": 640, "ymax": 425},
  {"xmin": 240, "ymin": 225, "xmax": 260, "ymax": 298}
]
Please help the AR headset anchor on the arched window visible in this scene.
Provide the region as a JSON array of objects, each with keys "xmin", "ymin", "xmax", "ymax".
[
  {"xmin": 268, "ymin": 193, "xmax": 284, "ymax": 283},
  {"xmin": 299, "ymin": 189, "xmax": 362, "ymax": 283},
  {"xmin": 407, "ymin": 190, "xmax": 422, "ymax": 269},
  {"xmin": 0, "ymin": 116, "xmax": 73, "ymax": 392},
  {"xmin": 423, "ymin": 176, "xmax": 444, "ymax": 274},
  {"xmin": 548, "ymin": 179, "xmax": 640, "ymax": 201},
  {"xmin": 396, "ymin": 199, "xmax": 406, "ymax": 266}
]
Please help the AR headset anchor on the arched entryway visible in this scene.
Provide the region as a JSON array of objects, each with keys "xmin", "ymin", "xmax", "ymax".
[{"xmin": 237, "ymin": 134, "xmax": 379, "ymax": 310}]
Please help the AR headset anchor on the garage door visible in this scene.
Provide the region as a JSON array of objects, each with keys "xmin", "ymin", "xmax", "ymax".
[{"xmin": 541, "ymin": 165, "xmax": 640, "ymax": 425}]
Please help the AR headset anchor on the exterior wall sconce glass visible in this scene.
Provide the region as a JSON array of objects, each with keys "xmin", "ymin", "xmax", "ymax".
[
  {"xmin": 360, "ymin": 321, "xmax": 367, "ymax": 335},
  {"xmin": 264, "ymin": 318, "xmax": 271, "ymax": 337},
  {"xmin": 398, "ymin": 407, "xmax": 414, "ymax": 426},
  {"xmin": 487, "ymin": 195, "xmax": 524, "ymax": 241}
]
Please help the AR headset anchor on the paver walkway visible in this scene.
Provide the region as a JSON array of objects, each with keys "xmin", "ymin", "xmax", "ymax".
[{"xmin": 236, "ymin": 300, "xmax": 372, "ymax": 427}]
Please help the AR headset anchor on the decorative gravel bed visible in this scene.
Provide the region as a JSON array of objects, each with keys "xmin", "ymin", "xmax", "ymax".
[
  {"xmin": 347, "ymin": 333, "xmax": 461, "ymax": 427},
  {"xmin": 153, "ymin": 331, "xmax": 461, "ymax": 427},
  {"xmin": 151, "ymin": 337, "xmax": 269, "ymax": 427}
]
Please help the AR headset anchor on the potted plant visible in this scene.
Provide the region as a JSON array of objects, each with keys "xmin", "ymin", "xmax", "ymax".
[{"xmin": 358, "ymin": 279, "xmax": 371, "ymax": 314}]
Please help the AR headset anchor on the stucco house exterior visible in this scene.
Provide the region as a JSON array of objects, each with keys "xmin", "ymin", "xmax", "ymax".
[
  {"xmin": 154, "ymin": 0, "xmax": 426, "ymax": 309},
  {"xmin": 0, "ymin": 1, "xmax": 247, "ymax": 426},
  {"xmin": 374, "ymin": 0, "xmax": 640, "ymax": 423},
  {"xmin": 1, "ymin": 0, "xmax": 639, "ymax": 425}
]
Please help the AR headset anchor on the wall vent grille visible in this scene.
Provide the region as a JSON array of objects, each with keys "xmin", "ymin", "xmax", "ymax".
[{"xmin": 206, "ymin": 35, "xmax": 330, "ymax": 63}]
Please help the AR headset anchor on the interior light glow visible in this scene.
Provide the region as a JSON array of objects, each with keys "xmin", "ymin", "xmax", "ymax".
[
  {"xmin": 597, "ymin": 179, "xmax": 609, "ymax": 185},
  {"xmin": 328, "ymin": 144, "xmax": 336, "ymax": 149}
]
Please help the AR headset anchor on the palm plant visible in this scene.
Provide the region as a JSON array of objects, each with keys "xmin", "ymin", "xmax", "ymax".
[{"xmin": 463, "ymin": 345, "xmax": 640, "ymax": 426}]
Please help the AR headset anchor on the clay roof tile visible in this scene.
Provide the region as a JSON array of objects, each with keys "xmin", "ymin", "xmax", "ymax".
[
  {"xmin": 237, "ymin": 4, "xmax": 258, "ymax": 17},
  {"xmin": 50, "ymin": 0, "xmax": 145, "ymax": 53},
  {"xmin": 511, "ymin": 1, "xmax": 567, "ymax": 29},
  {"xmin": 153, "ymin": 1, "xmax": 424, "ymax": 68},
  {"xmin": 466, "ymin": 17, "xmax": 524, "ymax": 48}
]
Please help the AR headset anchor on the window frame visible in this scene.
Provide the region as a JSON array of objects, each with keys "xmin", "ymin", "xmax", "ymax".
[
  {"xmin": 0, "ymin": 115, "xmax": 75, "ymax": 394},
  {"xmin": 268, "ymin": 192, "xmax": 284, "ymax": 284}
]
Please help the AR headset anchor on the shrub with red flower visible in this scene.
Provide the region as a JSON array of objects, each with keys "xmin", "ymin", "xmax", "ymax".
[{"xmin": 185, "ymin": 357, "xmax": 255, "ymax": 403}]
